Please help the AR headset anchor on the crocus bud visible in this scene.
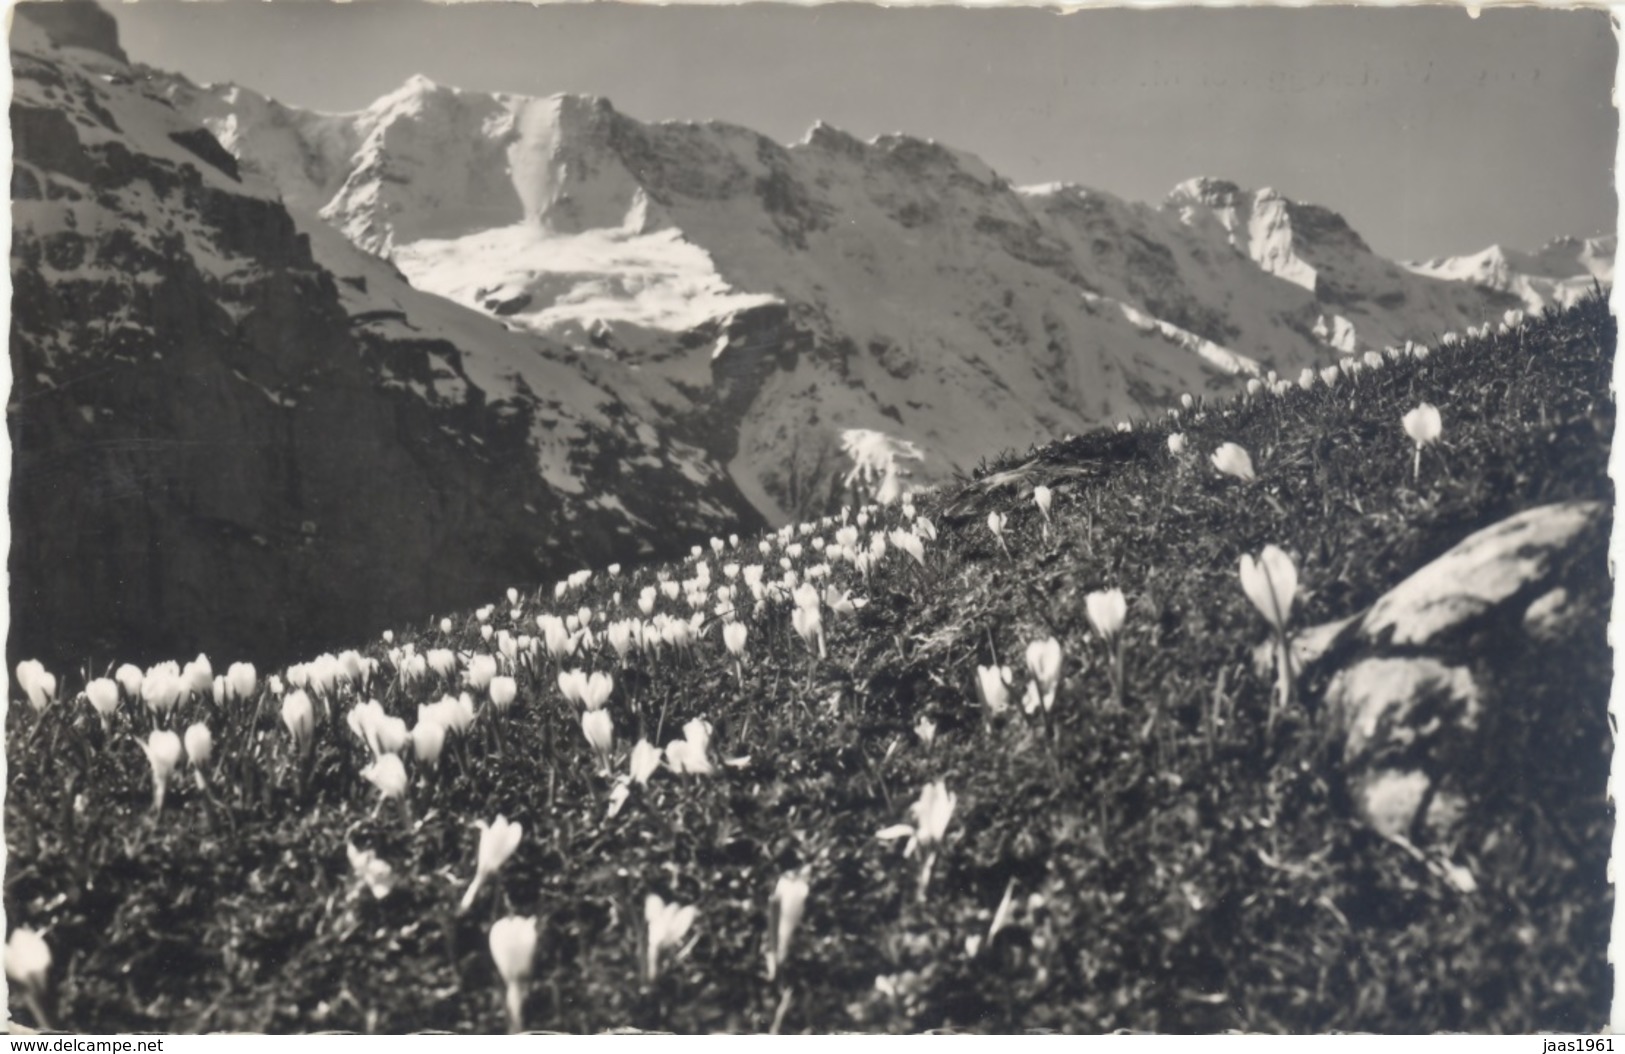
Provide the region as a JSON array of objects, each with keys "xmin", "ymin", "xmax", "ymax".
[
  {"xmin": 412, "ymin": 718, "xmax": 446, "ymax": 767},
  {"xmin": 1211, "ymin": 442, "xmax": 1256, "ymax": 482},
  {"xmin": 582, "ymin": 708, "xmax": 615, "ymax": 767},
  {"xmin": 281, "ymin": 691, "xmax": 315, "ymax": 750},
  {"xmin": 114, "ymin": 663, "xmax": 143, "ymax": 700},
  {"xmin": 1239, "ymin": 545, "xmax": 1298, "ymax": 633},
  {"xmin": 15, "ymin": 660, "xmax": 56, "ymax": 711},
  {"xmin": 1167, "ymin": 432, "xmax": 1187, "ymax": 456},
  {"xmin": 723, "ymin": 622, "xmax": 748, "ymax": 658},
  {"xmin": 768, "ymin": 874, "xmax": 810, "ymax": 981},
  {"xmin": 976, "ymin": 665, "xmax": 1012, "ymax": 713},
  {"xmin": 645, "ymin": 894, "xmax": 698, "ymax": 982},
  {"xmin": 1033, "ymin": 485, "xmax": 1052, "ymax": 520},
  {"xmin": 184, "ymin": 722, "xmax": 213, "ymax": 768},
  {"xmin": 85, "ymin": 678, "xmax": 120, "ymax": 721},
  {"xmin": 914, "ymin": 715, "xmax": 937, "ymax": 750},
  {"xmin": 440, "ymin": 618, "xmax": 453, "ymax": 635},
  {"xmin": 489, "ymin": 676, "xmax": 517, "ymax": 710},
  {"xmin": 1085, "ymin": 588, "xmax": 1127, "ymax": 640},
  {"xmin": 183, "ymin": 654, "xmax": 213, "ymax": 696},
  {"xmin": 490, "ymin": 916, "xmax": 538, "ymax": 1032},
  {"xmin": 5, "ymin": 928, "xmax": 51, "ymax": 993},
  {"xmin": 630, "ymin": 739, "xmax": 662, "ymax": 785},
  {"xmin": 143, "ymin": 729, "xmax": 184, "ymax": 811},
  {"xmin": 987, "ymin": 510, "xmax": 1007, "ymax": 540}
]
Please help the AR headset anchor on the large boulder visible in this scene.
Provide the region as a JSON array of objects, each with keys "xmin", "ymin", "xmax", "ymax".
[{"xmin": 1277, "ymin": 500, "xmax": 1609, "ymax": 841}]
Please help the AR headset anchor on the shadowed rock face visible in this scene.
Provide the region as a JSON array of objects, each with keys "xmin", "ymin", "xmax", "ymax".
[
  {"xmin": 9, "ymin": 4, "xmax": 763, "ymax": 668},
  {"xmin": 12, "ymin": 0, "xmax": 125, "ymax": 61}
]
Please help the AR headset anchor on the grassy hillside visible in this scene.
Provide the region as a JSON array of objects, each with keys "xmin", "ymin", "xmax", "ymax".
[{"xmin": 5, "ymin": 295, "xmax": 1613, "ymax": 1033}]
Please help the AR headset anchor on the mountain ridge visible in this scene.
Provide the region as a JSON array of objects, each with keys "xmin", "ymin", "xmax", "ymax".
[{"xmin": 161, "ymin": 70, "xmax": 1578, "ymax": 523}]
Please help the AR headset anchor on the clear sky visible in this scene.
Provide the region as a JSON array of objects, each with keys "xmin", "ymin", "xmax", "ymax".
[{"xmin": 108, "ymin": 1, "xmax": 1615, "ymax": 260}]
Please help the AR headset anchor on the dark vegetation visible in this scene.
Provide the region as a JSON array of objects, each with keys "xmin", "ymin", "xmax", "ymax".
[{"xmin": 5, "ymin": 295, "xmax": 1613, "ymax": 1033}]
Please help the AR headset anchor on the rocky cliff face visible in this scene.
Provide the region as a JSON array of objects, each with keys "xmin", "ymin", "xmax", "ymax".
[
  {"xmin": 9, "ymin": 5, "xmax": 763, "ymax": 668},
  {"xmin": 165, "ymin": 73, "xmax": 1550, "ymax": 524}
]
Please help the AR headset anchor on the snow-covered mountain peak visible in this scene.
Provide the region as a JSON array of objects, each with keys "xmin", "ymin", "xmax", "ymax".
[
  {"xmin": 1167, "ymin": 176, "xmax": 1245, "ymax": 209},
  {"xmin": 1403, "ymin": 234, "xmax": 1615, "ymax": 311},
  {"xmin": 158, "ymin": 67, "xmax": 1577, "ymax": 524}
]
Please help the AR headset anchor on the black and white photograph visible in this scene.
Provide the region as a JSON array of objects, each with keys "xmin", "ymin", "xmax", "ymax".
[{"xmin": 4, "ymin": 0, "xmax": 1616, "ymax": 1034}]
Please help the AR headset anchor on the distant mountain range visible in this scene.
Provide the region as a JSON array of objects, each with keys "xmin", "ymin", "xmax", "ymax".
[{"xmin": 9, "ymin": 0, "xmax": 1610, "ymax": 664}]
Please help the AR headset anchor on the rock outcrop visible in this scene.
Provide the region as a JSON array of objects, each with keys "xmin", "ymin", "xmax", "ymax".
[
  {"xmin": 1275, "ymin": 501, "xmax": 1610, "ymax": 842},
  {"xmin": 8, "ymin": 4, "xmax": 763, "ymax": 668}
]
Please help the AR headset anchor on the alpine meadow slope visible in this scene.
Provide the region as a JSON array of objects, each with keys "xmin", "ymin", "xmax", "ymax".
[{"xmin": 5, "ymin": 296, "xmax": 1611, "ymax": 1033}]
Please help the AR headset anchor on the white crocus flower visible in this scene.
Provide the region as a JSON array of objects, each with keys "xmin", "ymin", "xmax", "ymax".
[
  {"xmin": 630, "ymin": 739, "xmax": 662, "ymax": 785},
  {"xmin": 1024, "ymin": 638, "xmax": 1063, "ymax": 714},
  {"xmin": 666, "ymin": 718, "xmax": 714, "ymax": 776},
  {"xmin": 114, "ymin": 663, "xmax": 144, "ymax": 700},
  {"xmin": 1211, "ymin": 442, "xmax": 1256, "ymax": 482},
  {"xmin": 281, "ymin": 691, "xmax": 315, "ymax": 751},
  {"xmin": 767, "ymin": 873, "xmax": 810, "ymax": 982},
  {"xmin": 412, "ymin": 717, "xmax": 447, "ymax": 767},
  {"xmin": 644, "ymin": 894, "xmax": 698, "ymax": 982},
  {"xmin": 580, "ymin": 672, "xmax": 614, "ymax": 711},
  {"xmin": 877, "ymin": 781, "xmax": 957, "ymax": 900},
  {"xmin": 85, "ymin": 678, "xmax": 120, "ymax": 723},
  {"xmin": 1239, "ymin": 544, "xmax": 1301, "ymax": 729},
  {"xmin": 142, "ymin": 729, "xmax": 184, "ymax": 812},
  {"xmin": 1401, "ymin": 403, "xmax": 1443, "ymax": 481},
  {"xmin": 1085, "ymin": 589, "xmax": 1126, "ymax": 640},
  {"xmin": 346, "ymin": 842, "xmax": 396, "ymax": 900},
  {"xmin": 225, "ymin": 662, "xmax": 257, "ymax": 703},
  {"xmin": 184, "ymin": 722, "xmax": 213, "ymax": 771},
  {"xmin": 462, "ymin": 815, "xmax": 524, "ymax": 911},
  {"xmin": 976, "ymin": 664, "xmax": 1013, "ymax": 714},
  {"xmin": 14, "ymin": 660, "xmax": 55, "ymax": 712},
  {"xmin": 489, "ymin": 916, "xmax": 539, "ymax": 1033},
  {"xmin": 582, "ymin": 708, "xmax": 615, "ymax": 770},
  {"xmin": 6, "ymin": 927, "xmax": 51, "ymax": 992},
  {"xmin": 987, "ymin": 510, "xmax": 1011, "ymax": 558}
]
